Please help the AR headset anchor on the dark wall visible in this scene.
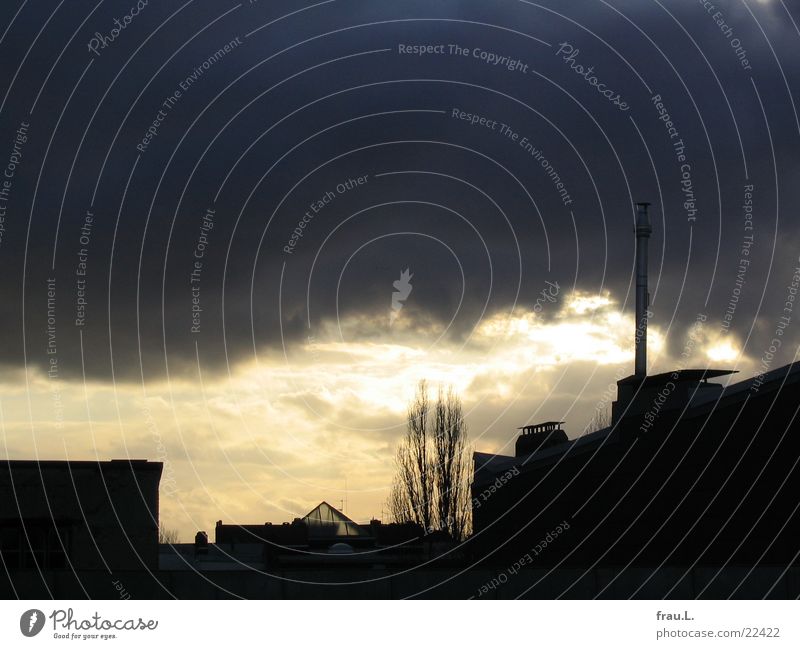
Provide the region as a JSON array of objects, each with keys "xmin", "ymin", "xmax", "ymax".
[
  {"xmin": 2, "ymin": 565, "xmax": 799, "ymax": 599},
  {"xmin": 470, "ymin": 372, "xmax": 800, "ymax": 571},
  {"xmin": 0, "ymin": 460, "xmax": 162, "ymax": 577}
]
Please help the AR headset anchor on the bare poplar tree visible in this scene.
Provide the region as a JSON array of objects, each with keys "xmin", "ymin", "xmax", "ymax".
[
  {"xmin": 585, "ymin": 406, "xmax": 611, "ymax": 434},
  {"xmin": 389, "ymin": 380, "xmax": 471, "ymax": 540},
  {"xmin": 433, "ymin": 386, "xmax": 471, "ymax": 539},
  {"xmin": 389, "ymin": 380, "xmax": 433, "ymax": 532}
]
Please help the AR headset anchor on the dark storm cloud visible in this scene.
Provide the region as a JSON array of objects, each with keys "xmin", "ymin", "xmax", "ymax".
[{"xmin": 0, "ymin": 0, "xmax": 797, "ymax": 382}]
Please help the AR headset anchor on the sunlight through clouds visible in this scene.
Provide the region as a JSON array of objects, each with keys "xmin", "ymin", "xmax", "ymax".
[{"xmin": 0, "ymin": 291, "xmax": 748, "ymax": 538}]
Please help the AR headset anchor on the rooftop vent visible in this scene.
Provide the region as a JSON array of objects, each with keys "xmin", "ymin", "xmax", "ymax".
[
  {"xmin": 194, "ymin": 531, "xmax": 208, "ymax": 556},
  {"xmin": 515, "ymin": 421, "xmax": 568, "ymax": 456}
]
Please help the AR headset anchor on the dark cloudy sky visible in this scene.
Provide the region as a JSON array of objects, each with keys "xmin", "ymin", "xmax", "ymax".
[{"xmin": 0, "ymin": 0, "xmax": 798, "ymax": 536}]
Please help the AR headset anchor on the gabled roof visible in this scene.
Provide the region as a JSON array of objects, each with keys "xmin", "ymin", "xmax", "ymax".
[{"xmin": 302, "ymin": 501, "xmax": 369, "ymax": 538}]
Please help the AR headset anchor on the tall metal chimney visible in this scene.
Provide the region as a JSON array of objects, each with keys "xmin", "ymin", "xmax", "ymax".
[{"xmin": 634, "ymin": 202, "xmax": 651, "ymax": 377}]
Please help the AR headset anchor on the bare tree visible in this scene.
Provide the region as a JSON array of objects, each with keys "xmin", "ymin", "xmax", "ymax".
[
  {"xmin": 389, "ymin": 381, "xmax": 471, "ymax": 540},
  {"xmin": 585, "ymin": 406, "xmax": 611, "ymax": 434},
  {"xmin": 390, "ymin": 380, "xmax": 433, "ymax": 532},
  {"xmin": 158, "ymin": 524, "xmax": 179, "ymax": 545},
  {"xmin": 433, "ymin": 386, "xmax": 470, "ymax": 539}
]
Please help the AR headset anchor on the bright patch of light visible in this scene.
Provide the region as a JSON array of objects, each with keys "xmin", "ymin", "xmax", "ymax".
[
  {"xmin": 707, "ymin": 341, "xmax": 738, "ymax": 362},
  {"xmin": 231, "ymin": 292, "xmax": 653, "ymax": 424},
  {"xmin": 474, "ymin": 292, "xmax": 658, "ymax": 369},
  {"xmin": 4, "ymin": 290, "xmax": 684, "ymax": 539},
  {"xmin": 565, "ymin": 292, "xmax": 613, "ymax": 315}
]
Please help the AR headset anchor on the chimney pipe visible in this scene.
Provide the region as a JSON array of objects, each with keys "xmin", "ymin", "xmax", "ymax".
[{"xmin": 634, "ymin": 202, "xmax": 651, "ymax": 377}]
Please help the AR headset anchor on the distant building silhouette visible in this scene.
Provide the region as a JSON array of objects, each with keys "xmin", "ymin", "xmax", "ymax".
[
  {"xmin": 472, "ymin": 362, "xmax": 800, "ymax": 576},
  {"xmin": 169, "ymin": 501, "xmax": 454, "ymax": 572},
  {"xmin": 470, "ymin": 204, "xmax": 800, "ymax": 595},
  {"xmin": 0, "ymin": 459, "xmax": 161, "ymax": 595}
]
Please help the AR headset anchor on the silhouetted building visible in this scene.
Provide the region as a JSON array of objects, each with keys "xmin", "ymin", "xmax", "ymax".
[
  {"xmin": 167, "ymin": 501, "xmax": 451, "ymax": 571},
  {"xmin": 0, "ymin": 460, "xmax": 162, "ymax": 582},
  {"xmin": 470, "ymin": 204, "xmax": 800, "ymax": 596},
  {"xmin": 515, "ymin": 421, "xmax": 568, "ymax": 456},
  {"xmin": 473, "ymin": 361, "xmax": 800, "ymax": 580}
]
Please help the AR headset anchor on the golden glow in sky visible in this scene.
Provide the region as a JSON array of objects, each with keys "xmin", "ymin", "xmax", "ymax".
[{"xmin": 0, "ymin": 290, "xmax": 750, "ymax": 540}]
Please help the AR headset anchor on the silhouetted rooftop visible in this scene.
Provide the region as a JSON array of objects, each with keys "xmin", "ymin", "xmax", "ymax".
[
  {"xmin": 0, "ymin": 459, "xmax": 161, "ymax": 470},
  {"xmin": 617, "ymin": 369, "xmax": 737, "ymax": 386}
]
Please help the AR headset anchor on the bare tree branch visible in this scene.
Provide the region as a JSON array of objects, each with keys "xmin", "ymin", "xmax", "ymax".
[
  {"xmin": 586, "ymin": 406, "xmax": 611, "ymax": 434},
  {"xmin": 158, "ymin": 524, "xmax": 179, "ymax": 545},
  {"xmin": 389, "ymin": 380, "xmax": 472, "ymax": 540}
]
